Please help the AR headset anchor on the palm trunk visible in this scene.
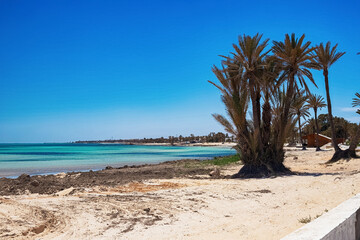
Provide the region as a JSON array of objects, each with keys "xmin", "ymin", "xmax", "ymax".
[
  {"xmin": 271, "ymin": 74, "xmax": 296, "ymax": 170},
  {"xmin": 249, "ymin": 78, "xmax": 263, "ymax": 154},
  {"xmin": 262, "ymin": 94, "xmax": 271, "ymax": 147},
  {"xmin": 298, "ymin": 116, "xmax": 305, "ymax": 150},
  {"xmin": 314, "ymin": 108, "xmax": 321, "ymax": 151},
  {"xmin": 276, "ymin": 75, "xmax": 295, "ymax": 148},
  {"xmin": 324, "ymin": 69, "xmax": 340, "ymax": 152}
]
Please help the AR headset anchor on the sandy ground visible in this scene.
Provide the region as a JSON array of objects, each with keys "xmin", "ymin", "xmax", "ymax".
[{"xmin": 1, "ymin": 148, "xmax": 360, "ymax": 239}]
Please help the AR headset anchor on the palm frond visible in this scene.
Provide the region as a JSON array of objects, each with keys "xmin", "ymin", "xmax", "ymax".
[
  {"xmin": 313, "ymin": 41, "xmax": 345, "ymax": 69},
  {"xmin": 212, "ymin": 114, "xmax": 237, "ymax": 136},
  {"xmin": 306, "ymin": 94, "xmax": 326, "ymax": 110},
  {"xmin": 272, "ymin": 33, "xmax": 318, "ymax": 92},
  {"xmin": 352, "ymin": 92, "xmax": 360, "ymax": 107}
]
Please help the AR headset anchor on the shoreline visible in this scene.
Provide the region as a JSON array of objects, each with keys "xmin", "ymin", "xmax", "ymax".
[
  {"xmin": 0, "ymin": 154, "xmax": 236, "ymax": 179},
  {"xmin": 0, "ymin": 155, "xmax": 238, "ymax": 195},
  {"xmin": 0, "ymin": 153, "xmax": 236, "ymax": 179}
]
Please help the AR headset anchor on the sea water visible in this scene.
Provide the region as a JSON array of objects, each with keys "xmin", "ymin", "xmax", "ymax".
[{"xmin": 0, "ymin": 143, "xmax": 236, "ymax": 177}]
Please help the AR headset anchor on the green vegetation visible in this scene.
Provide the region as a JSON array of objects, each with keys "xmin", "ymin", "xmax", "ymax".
[
  {"xmin": 320, "ymin": 116, "xmax": 354, "ymax": 139},
  {"xmin": 298, "ymin": 209, "xmax": 329, "ymax": 224},
  {"xmin": 201, "ymin": 154, "xmax": 241, "ymax": 166},
  {"xmin": 303, "ymin": 114, "xmax": 358, "ymax": 140},
  {"xmin": 75, "ymin": 132, "xmax": 235, "ymax": 144},
  {"xmin": 184, "ymin": 154, "xmax": 241, "ymax": 169},
  {"xmin": 298, "ymin": 216, "xmax": 312, "ymax": 224}
]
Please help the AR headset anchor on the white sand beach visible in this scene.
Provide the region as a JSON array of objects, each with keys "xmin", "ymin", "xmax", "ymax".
[{"xmin": 1, "ymin": 148, "xmax": 360, "ymax": 239}]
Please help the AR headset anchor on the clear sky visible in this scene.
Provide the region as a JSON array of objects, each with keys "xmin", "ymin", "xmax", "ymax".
[{"xmin": 0, "ymin": 0, "xmax": 359, "ymax": 143}]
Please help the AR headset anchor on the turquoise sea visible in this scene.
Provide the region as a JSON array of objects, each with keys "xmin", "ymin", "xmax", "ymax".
[{"xmin": 0, "ymin": 143, "xmax": 236, "ymax": 178}]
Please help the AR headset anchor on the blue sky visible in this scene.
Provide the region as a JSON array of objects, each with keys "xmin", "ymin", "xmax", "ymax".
[{"xmin": 0, "ymin": 0, "xmax": 359, "ymax": 143}]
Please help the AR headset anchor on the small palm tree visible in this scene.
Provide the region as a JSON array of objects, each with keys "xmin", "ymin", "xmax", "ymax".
[
  {"xmin": 313, "ymin": 42, "xmax": 345, "ymax": 152},
  {"xmin": 291, "ymin": 93, "xmax": 310, "ymax": 150},
  {"xmin": 306, "ymin": 94, "xmax": 327, "ymax": 151}
]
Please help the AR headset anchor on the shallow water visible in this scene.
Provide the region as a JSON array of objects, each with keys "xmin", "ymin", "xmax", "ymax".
[{"xmin": 0, "ymin": 143, "xmax": 236, "ymax": 177}]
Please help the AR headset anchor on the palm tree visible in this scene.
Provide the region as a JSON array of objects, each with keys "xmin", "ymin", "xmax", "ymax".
[
  {"xmin": 306, "ymin": 94, "xmax": 326, "ymax": 151},
  {"xmin": 291, "ymin": 93, "xmax": 310, "ymax": 150},
  {"xmin": 210, "ymin": 34, "xmax": 284, "ymax": 177},
  {"xmin": 223, "ymin": 33, "xmax": 270, "ymax": 149},
  {"xmin": 210, "ymin": 33, "xmax": 317, "ymax": 177},
  {"xmin": 272, "ymin": 33, "xmax": 318, "ymax": 154},
  {"xmin": 313, "ymin": 42, "xmax": 345, "ymax": 153},
  {"xmin": 210, "ymin": 62, "xmax": 251, "ymax": 166}
]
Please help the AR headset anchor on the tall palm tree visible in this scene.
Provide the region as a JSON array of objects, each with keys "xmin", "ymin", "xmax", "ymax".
[
  {"xmin": 291, "ymin": 93, "xmax": 310, "ymax": 150},
  {"xmin": 313, "ymin": 42, "xmax": 345, "ymax": 152},
  {"xmin": 223, "ymin": 33, "xmax": 270, "ymax": 149},
  {"xmin": 272, "ymin": 33, "xmax": 317, "ymax": 153},
  {"xmin": 210, "ymin": 34, "xmax": 294, "ymax": 177},
  {"xmin": 306, "ymin": 94, "xmax": 327, "ymax": 151}
]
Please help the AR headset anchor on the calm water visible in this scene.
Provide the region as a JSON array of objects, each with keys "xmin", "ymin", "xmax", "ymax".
[{"xmin": 0, "ymin": 143, "xmax": 236, "ymax": 177}]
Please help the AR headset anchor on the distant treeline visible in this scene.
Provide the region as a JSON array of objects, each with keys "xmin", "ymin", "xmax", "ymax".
[
  {"xmin": 303, "ymin": 114, "xmax": 359, "ymax": 140},
  {"xmin": 74, "ymin": 132, "xmax": 235, "ymax": 144}
]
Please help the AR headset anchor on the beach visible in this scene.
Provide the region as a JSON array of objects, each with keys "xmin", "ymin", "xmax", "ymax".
[
  {"xmin": 1, "ymin": 147, "xmax": 360, "ymax": 239},
  {"xmin": 1, "ymin": 1, "xmax": 359, "ymax": 239}
]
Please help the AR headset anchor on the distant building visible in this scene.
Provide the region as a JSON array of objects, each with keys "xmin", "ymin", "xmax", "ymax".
[{"xmin": 302, "ymin": 134, "xmax": 345, "ymax": 147}]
